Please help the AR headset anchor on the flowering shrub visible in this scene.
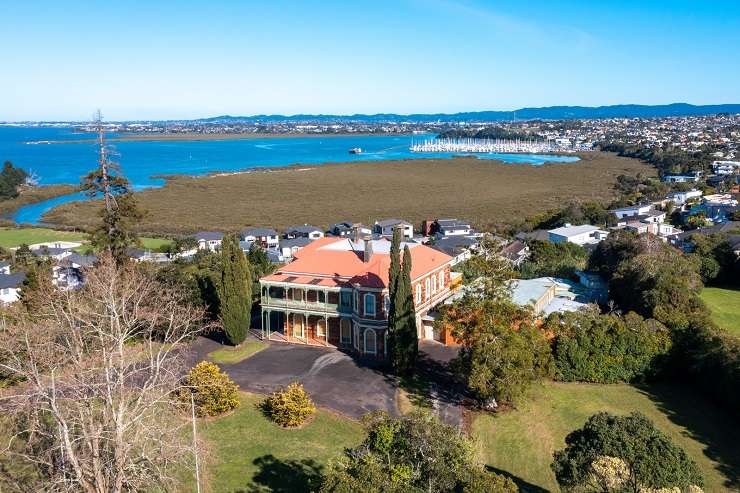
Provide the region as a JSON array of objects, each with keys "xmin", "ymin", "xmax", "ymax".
[{"xmin": 264, "ymin": 382, "xmax": 316, "ymax": 427}]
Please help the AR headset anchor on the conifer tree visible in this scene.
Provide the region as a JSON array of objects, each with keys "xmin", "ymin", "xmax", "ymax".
[
  {"xmin": 218, "ymin": 234, "xmax": 252, "ymax": 345},
  {"xmin": 387, "ymin": 228, "xmax": 403, "ymax": 372},
  {"xmin": 399, "ymin": 245, "xmax": 418, "ymax": 373},
  {"xmin": 388, "ymin": 241, "xmax": 418, "ymax": 375},
  {"xmin": 389, "ymin": 227, "xmax": 402, "ymax": 292}
]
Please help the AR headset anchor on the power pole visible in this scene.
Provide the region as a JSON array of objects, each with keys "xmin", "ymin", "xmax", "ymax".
[{"xmin": 191, "ymin": 393, "xmax": 201, "ymax": 493}]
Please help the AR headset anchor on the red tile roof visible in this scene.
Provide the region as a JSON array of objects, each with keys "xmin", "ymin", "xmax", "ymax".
[{"xmin": 261, "ymin": 237, "xmax": 452, "ymax": 289}]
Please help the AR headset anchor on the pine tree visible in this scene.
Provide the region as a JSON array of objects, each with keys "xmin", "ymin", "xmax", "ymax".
[
  {"xmin": 82, "ymin": 111, "xmax": 143, "ymax": 263},
  {"xmin": 218, "ymin": 234, "xmax": 252, "ymax": 345}
]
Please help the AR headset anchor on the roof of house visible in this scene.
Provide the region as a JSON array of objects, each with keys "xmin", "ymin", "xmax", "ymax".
[
  {"xmin": 375, "ymin": 219, "xmax": 412, "ymax": 228},
  {"xmin": 64, "ymin": 252, "xmax": 97, "ymax": 267},
  {"xmin": 435, "ymin": 219, "xmax": 471, "ymax": 229},
  {"xmin": 0, "ymin": 272, "xmax": 26, "ymax": 289},
  {"xmin": 285, "ymin": 224, "xmax": 322, "ymax": 235},
  {"xmin": 194, "ymin": 231, "xmax": 224, "ymax": 241},
  {"xmin": 609, "ymin": 203, "xmax": 653, "ymax": 213},
  {"xmin": 243, "ymin": 227, "xmax": 278, "ymax": 237},
  {"xmin": 32, "ymin": 247, "xmax": 70, "ymax": 256},
  {"xmin": 548, "ymin": 224, "xmax": 602, "ymax": 237},
  {"xmin": 262, "ymin": 236, "xmax": 452, "ymax": 289},
  {"xmin": 500, "ymin": 239, "xmax": 528, "ymax": 261},
  {"xmin": 0, "ymin": 261, "xmax": 10, "ymax": 268},
  {"xmin": 430, "ymin": 236, "xmax": 479, "ymax": 257},
  {"xmin": 515, "ymin": 229, "xmax": 550, "ymax": 242},
  {"xmin": 280, "ymin": 237, "xmax": 314, "ymax": 249}
]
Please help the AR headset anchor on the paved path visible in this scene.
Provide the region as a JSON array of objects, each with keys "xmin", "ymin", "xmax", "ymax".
[{"xmin": 187, "ymin": 336, "xmax": 398, "ymax": 419}]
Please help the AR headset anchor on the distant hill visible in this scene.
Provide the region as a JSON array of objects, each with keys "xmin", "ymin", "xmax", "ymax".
[{"xmin": 197, "ymin": 103, "xmax": 740, "ymax": 124}]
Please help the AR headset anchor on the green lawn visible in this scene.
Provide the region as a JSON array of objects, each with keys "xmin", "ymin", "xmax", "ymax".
[
  {"xmin": 0, "ymin": 227, "xmax": 87, "ymax": 249},
  {"xmin": 701, "ymin": 287, "xmax": 740, "ymax": 337},
  {"xmin": 197, "ymin": 392, "xmax": 363, "ymax": 492},
  {"xmin": 139, "ymin": 237, "xmax": 173, "ymax": 251},
  {"xmin": 472, "ymin": 381, "xmax": 740, "ymax": 492},
  {"xmin": 208, "ymin": 340, "xmax": 268, "ymax": 365}
]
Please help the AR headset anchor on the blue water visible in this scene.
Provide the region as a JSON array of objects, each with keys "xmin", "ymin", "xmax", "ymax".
[{"xmin": 0, "ymin": 126, "xmax": 580, "ymax": 224}]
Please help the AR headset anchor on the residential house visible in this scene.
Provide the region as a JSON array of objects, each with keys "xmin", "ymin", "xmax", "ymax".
[
  {"xmin": 509, "ymin": 277, "xmax": 588, "ymax": 316},
  {"xmin": 259, "ymin": 236, "xmax": 459, "ymax": 357},
  {"xmin": 278, "ymin": 236, "xmax": 314, "ymax": 262},
  {"xmin": 500, "ymin": 239, "xmax": 530, "ymax": 266},
  {"xmin": 284, "ymin": 224, "xmax": 324, "ymax": 240},
  {"xmin": 670, "ymin": 221, "xmax": 740, "ymax": 252},
  {"xmin": 429, "ymin": 235, "xmax": 479, "ymax": 265},
  {"xmin": 515, "ymin": 229, "xmax": 550, "ymax": 242},
  {"xmin": 712, "ymin": 160, "xmax": 740, "ymax": 175},
  {"xmin": 242, "ymin": 227, "xmax": 279, "ymax": 250},
  {"xmin": 548, "ymin": 224, "xmax": 609, "ymax": 246},
  {"xmin": 31, "ymin": 246, "xmax": 73, "ymax": 262},
  {"xmin": 667, "ymin": 189, "xmax": 703, "ymax": 207},
  {"xmin": 194, "ymin": 231, "xmax": 224, "ymax": 252},
  {"xmin": 610, "ymin": 203, "xmax": 654, "ymax": 220},
  {"xmin": 425, "ymin": 218, "xmax": 473, "ymax": 237},
  {"xmin": 0, "ymin": 261, "xmax": 10, "ymax": 275},
  {"xmin": 0, "ymin": 272, "xmax": 26, "ymax": 304},
  {"xmin": 374, "ymin": 219, "xmax": 413, "ymax": 239},
  {"xmin": 329, "ymin": 221, "xmax": 373, "ymax": 238},
  {"xmin": 662, "ymin": 171, "xmax": 702, "ymax": 183}
]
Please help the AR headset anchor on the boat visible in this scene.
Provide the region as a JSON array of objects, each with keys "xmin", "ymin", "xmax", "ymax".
[{"xmin": 349, "ymin": 147, "xmax": 362, "ymax": 154}]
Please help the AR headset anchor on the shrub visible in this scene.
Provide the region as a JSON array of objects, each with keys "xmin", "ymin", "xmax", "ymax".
[
  {"xmin": 181, "ymin": 361, "xmax": 240, "ymax": 417},
  {"xmin": 264, "ymin": 382, "xmax": 316, "ymax": 427}
]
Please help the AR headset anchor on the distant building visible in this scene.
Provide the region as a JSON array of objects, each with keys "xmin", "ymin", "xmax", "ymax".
[
  {"xmin": 242, "ymin": 227, "xmax": 279, "ymax": 250},
  {"xmin": 374, "ymin": 219, "xmax": 413, "ymax": 239},
  {"xmin": 610, "ymin": 203, "xmax": 654, "ymax": 219},
  {"xmin": 284, "ymin": 224, "xmax": 324, "ymax": 240},
  {"xmin": 509, "ymin": 277, "xmax": 588, "ymax": 316},
  {"xmin": 500, "ymin": 239, "xmax": 530, "ymax": 266},
  {"xmin": 548, "ymin": 224, "xmax": 609, "ymax": 246},
  {"xmin": 429, "ymin": 235, "xmax": 480, "ymax": 265},
  {"xmin": 278, "ymin": 236, "xmax": 314, "ymax": 262},
  {"xmin": 194, "ymin": 231, "xmax": 224, "ymax": 252},
  {"xmin": 425, "ymin": 218, "xmax": 473, "ymax": 237},
  {"xmin": 712, "ymin": 160, "xmax": 740, "ymax": 175},
  {"xmin": 329, "ymin": 221, "xmax": 373, "ymax": 238},
  {"xmin": 0, "ymin": 272, "xmax": 26, "ymax": 304},
  {"xmin": 667, "ymin": 189, "xmax": 703, "ymax": 206},
  {"xmin": 662, "ymin": 171, "xmax": 702, "ymax": 183}
]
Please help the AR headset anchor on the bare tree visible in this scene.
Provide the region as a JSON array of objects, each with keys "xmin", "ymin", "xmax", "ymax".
[{"xmin": 0, "ymin": 254, "xmax": 208, "ymax": 492}]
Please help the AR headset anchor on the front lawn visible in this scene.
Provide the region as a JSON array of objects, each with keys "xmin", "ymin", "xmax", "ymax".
[
  {"xmin": 700, "ymin": 286, "xmax": 740, "ymax": 337},
  {"xmin": 198, "ymin": 392, "xmax": 363, "ymax": 492},
  {"xmin": 140, "ymin": 236, "xmax": 173, "ymax": 251},
  {"xmin": 472, "ymin": 381, "xmax": 739, "ymax": 492},
  {"xmin": 0, "ymin": 227, "xmax": 86, "ymax": 248},
  {"xmin": 208, "ymin": 340, "xmax": 268, "ymax": 365}
]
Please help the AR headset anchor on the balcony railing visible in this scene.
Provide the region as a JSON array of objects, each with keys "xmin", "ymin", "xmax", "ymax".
[{"xmin": 262, "ymin": 295, "xmax": 340, "ymax": 313}]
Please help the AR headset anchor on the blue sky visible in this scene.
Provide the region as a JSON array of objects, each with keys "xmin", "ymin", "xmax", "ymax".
[{"xmin": 2, "ymin": 0, "xmax": 740, "ymax": 120}]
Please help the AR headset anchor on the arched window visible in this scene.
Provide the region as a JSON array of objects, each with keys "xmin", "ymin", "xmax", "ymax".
[
  {"xmin": 364, "ymin": 293, "xmax": 376, "ymax": 316},
  {"xmin": 353, "ymin": 291, "xmax": 359, "ymax": 311},
  {"xmin": 415, "ymin": 284, "xmax": 422, "ymax": 304},
  {"xmin": 431, "ymin": 275, "xmax": 437, "ymax": 294},
  {"xmin": 439, "ymin": 271, "xmax": 445, "ymax": 289},
  {"xmin": 364, "ymin": 328, "xmax": 377, "ymax": 354},
  {"xmin": 316, "ymin": 318, "xmax": 326, "ymax": 336},
  {"xmin": 425, "ymin": 278, "xmax": 431, "ymax": 300},
  {"xmin": 383, "ymin": 295, "xmax": 390, "ymax": 315}
]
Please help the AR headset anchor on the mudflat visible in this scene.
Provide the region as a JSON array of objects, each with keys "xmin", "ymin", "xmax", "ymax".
[{"xmin": 43, "ymin": 152, "xmax": 653, "ymax": 234}]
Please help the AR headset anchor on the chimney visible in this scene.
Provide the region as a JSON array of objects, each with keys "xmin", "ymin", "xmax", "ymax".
[
  {"xmin": 352, "ymin": 223, "xmax": 362, "ymax": 243},
  {"xmin": 364, "ymin": 238, "xmax": 373, "ymax": 263}
]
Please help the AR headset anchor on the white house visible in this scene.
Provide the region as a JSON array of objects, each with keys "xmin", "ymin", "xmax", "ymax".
[
  {"xmin": 374, "ymin": 219, "xmax": 413, "ymax": 238},
  {"xmin": 610, "ymin": 204, "xmax": 654, "ymax": 220},
  {"xmin": 667, "ymin": 189, "xmax": 703, "ymax": 206},
  {"xmin": 242, "ymin": 228, "xmax": 280, "ymax": 250},
  {"xmin": 434, "ymin": 219, "xmax": 472, "ymax": 237},
  {"xmin": 194, "ymin": 231, "xmax": 224, "ymax": 252},
  {"xmin": 548, "ymin": 224, "xmax": 609, "ymax": 246},
  {"xmin": 712, "ymin": 160, "xmax": 740, "ymax": 175},
  {"xmin": 0, "ymin": 272, "xmax": 25, "ymax": 304},
  {"xmin": 0, "ymin": 261, "xmax": 10, "ymax": 275},
  {"xmin": 284, "ymin": 224, "xmax": 324, "ymax": 240}
]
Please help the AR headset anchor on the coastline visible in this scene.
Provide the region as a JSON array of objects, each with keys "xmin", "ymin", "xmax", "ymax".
[
  {"xmin": 29, "ymin": 131, "xmax": 417, "ymax": 145},
  {"xmin": 0, "ymin": 184, "xmax": 79, "ymax": 223}
]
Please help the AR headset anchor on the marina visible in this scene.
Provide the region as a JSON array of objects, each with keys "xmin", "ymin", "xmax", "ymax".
[{"xmin": 410, "ymin": 137, "xmax": 590, "ymax": 154}]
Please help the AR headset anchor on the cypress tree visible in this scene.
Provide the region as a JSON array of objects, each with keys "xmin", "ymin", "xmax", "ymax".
[
  {"xmin": 389, "ymin": 227, "xmax": 402, "ymax": 292},
  {"xmin": 218, "ymin": 234, "xmax": 252, "ymax": 345},
  {"xmin": 399, "ymin": 245, "xmax": 418, "ymax": 374}
]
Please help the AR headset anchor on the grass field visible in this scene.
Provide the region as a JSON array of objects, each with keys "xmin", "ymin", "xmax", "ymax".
[
  {"xmin": 0, "ymin": 227, "xmax": 87, "ymax": 248},
  {"xmin": 43, "ymin": 152, "xmax": 653, "ymax": 234},
  {"xmin": 700, "ymin": 287, "xmax": 740, "ymax": 337},
  {"xmin": 208, "ymin": 340, "xmax": 268, "ymax": 364},
  {"xmin": 472, "ymin": 381, "xmax": 740, "ymax": 492},
  {"xmin": 198, "ymin": 392, "xmax": 363, "ymax": 493},
  {"xmin": 139, "ymin": 237, "xmax": 174, "ymax": 251}
]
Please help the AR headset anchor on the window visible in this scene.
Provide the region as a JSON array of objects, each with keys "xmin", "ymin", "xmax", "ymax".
[
  {"xmin": 415, "ymin": 284, "xmax": 422, "ymax": 304},
  {"xmin": 425, "ymin": 278, "xmax": 431, "ymax": 300},
  {"xmin": 383, "ymin": 295, "xmax": 390, "ymax": 315},
  {"xmin": 439, "ymin": 271, "xmax": 445, "ymax": 289},
  {"xmin": 316, "ymin": 319, "xmax": 326, "ymax": 336},
  {"xmin": 364, "ymin": 294, "xmax": 376, "ymax": 316},
  {"xmin": 340, "ymin": 319, "xmax": 351, "ymax": 344},
  {"xmin": 340, "ymin": 291, "xmax": 351, "ymax": 307},
  {"xmin": 431, "ymin": 275, "xmax": 437, "ymax": 294},
  {"xmin": 353, "ymin": 291, "xmax": 359, "ymax": 311},
  {"xmin": 364, "ymin": 329, "xmax": 377, "ymax": 355}
]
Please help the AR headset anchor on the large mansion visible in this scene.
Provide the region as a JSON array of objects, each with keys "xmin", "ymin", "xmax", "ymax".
[{"xmin": 259, "ymin": 236, "xmax": 461, "ymax": 357}]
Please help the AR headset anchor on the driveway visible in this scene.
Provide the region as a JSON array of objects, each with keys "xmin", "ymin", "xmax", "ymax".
[{"xmin": 187, "ymin": 337, "xmax": 399, "ymax": 419}]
